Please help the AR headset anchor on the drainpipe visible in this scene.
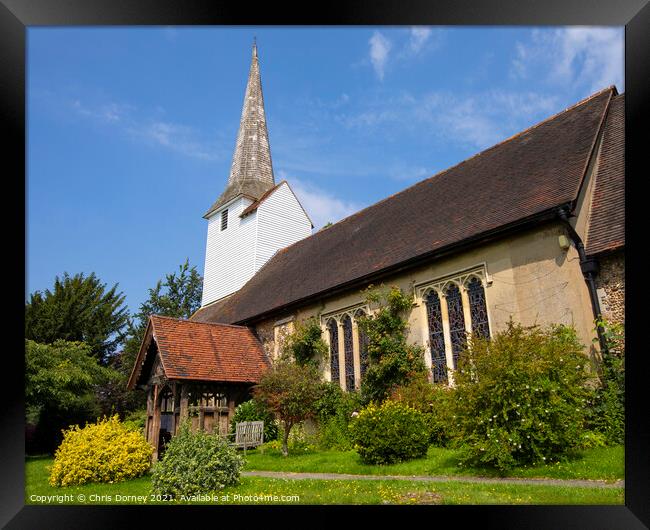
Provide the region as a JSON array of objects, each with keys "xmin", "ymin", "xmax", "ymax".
[{"xmin": 556, "ymin": 207, "xmax": 608, "ymax": 354}]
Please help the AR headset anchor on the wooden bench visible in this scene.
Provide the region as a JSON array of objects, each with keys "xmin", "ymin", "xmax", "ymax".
[{"xmin": 228, "ymin": 421, "xmax": 264, "ymax": 452}]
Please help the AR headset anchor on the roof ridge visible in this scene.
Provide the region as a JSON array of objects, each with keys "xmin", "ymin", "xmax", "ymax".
[
  {"xmin": 238, "ymin": 87, "xmax": 616, "ymax": 261},
  {"xmin": 458, "ymin": 85, "xmax": 617, "ymax": 167},
  {"xmin": 570, "ymin": 88, "xmax": 615, "ymax": 214},
  {"xmin": 240, "ymin": 180, "xmax": 287, "ymax": 217},
  {"xmin": 151, "ymin": 314, "xmax": 250, "ymax": 329}
]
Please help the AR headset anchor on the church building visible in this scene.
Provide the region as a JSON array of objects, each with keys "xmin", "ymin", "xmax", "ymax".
[{"xmin": 128, "ymin": 44, "xmax": 625, "ymax": 458}]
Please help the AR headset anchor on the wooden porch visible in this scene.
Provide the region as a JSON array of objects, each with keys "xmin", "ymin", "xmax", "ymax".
[{"xmin": 127, "ymin": 315, "xmax": 271, "ymax": 461}]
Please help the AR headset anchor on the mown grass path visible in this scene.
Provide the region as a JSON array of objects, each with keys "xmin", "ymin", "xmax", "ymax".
[{"xmin": 243, "ymin": 470, "xmax": 624, "ymax": 489}]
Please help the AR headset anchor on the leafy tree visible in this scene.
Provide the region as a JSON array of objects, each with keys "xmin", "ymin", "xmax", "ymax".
[
  {"xmin": 282, "ymin": 317, "xmax": 329, "ymax": 367},
  {"xmin": 356, "ymin": 285, "xmax": 427, "ymax": 404},
  {"xmin": 121, "ymin": 259, "xmax": 202, "ymax": 376},
  {"xmin": 253, "ymin": 361, "xmax": 323, "ymax": 456},
  {"xmin": 25, "ymin": 339, "xmax": 113, "ymax": 453},
  {"xmin": 25, "ymin": 272, "xmax": 129, "ymax": 363}
]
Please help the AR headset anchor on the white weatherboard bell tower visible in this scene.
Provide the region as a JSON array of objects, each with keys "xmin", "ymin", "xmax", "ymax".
[{"xmin": 201, "ymin": 43, "xmax": 313, "ymax": 307}]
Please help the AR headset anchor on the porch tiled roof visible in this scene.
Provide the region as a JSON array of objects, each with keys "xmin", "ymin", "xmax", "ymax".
[{"xmin": 128, "ymin": 315, "xmax": 270, "ymax": 388}]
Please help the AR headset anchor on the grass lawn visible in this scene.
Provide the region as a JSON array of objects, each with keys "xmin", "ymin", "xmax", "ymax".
[
  {"xmin": 26, "ymin": 449, "xmax": 624, "ymax": 506},
  {"xmin": 243, "ymin": 444, "xmax": 624, "ymax": 482}
]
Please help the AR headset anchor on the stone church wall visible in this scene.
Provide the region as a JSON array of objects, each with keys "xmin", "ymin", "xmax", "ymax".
[
  {"xmin": 254, "ymin": 318, "xmax": 294, "ymax": 362},
  {"xmin": 596, "ymin": 250, "xmax": 625, "ymax": 326},
  {"xmin": 254, "ymin": 319, "xmax": 275, "ymax": 360}
]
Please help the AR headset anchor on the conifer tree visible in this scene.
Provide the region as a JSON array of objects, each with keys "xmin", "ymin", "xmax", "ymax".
[{"xmin": 25, "ymin": 272, "xmax": 129, "ymax": 363}]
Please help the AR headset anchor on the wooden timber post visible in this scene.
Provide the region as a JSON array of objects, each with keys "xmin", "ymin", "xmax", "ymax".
[
  {"xmin": 179, "ymin": 384, "xmax": 189, "ymax": 431},
  {"xmin": 171, "ymin": 382, "xmax": 178, "ymax": 436},
  {"xmin": 151, "ymin": 383, "xmax": 161, "ymax": 461}
]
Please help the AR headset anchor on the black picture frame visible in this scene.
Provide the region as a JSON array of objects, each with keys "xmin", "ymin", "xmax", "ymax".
[{"xmin": 3, "ymin": 1, "xmax": 648, "ymax": 527}]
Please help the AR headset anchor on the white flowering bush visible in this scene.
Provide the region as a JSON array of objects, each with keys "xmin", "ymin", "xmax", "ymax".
[
  {"xmin": 151, "ymin": 421, "xmax": 245, "ymax": 497},
  {"xmin": 452, "ymin": 321, "xmax": 591, "ymax": 471}
]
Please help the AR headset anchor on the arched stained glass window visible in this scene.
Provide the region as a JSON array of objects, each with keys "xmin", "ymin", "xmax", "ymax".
[
  {"xmin": 342, "ymin": 315, "xmax": 356, "ymax": 391},
  {"xmin": 327, "ymin": 319, "xmax": 340, "ymax": 384},
  {"xmin": 445, "ymin": 283, "xmax": 466, "ymax": 369},
  {"xmin": 468, "ymin": 277, "xmax": 490, "ymax": 339},
  {"xmin": 355, "ymin": 311, "xmax": 369, "ymax": 379},
  {"xmin": 425, "ymin": 290, "xmax": 447, "ymax": 383}
]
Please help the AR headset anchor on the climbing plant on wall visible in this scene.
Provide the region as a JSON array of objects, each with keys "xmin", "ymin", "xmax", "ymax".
[{"xmin": 356, "ymin": 285, "xmax": 427, "ymax": 405}]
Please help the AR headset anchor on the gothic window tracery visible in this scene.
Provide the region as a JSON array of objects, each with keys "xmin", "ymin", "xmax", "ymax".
[
  {"xmin": 342, "ymin": 315, "xmax": 356, "ymax": 391},
  {"xmin": 445, "ymin": 283, "xmax": 466, "ymax": 369},
  {"xmin": 425, "ymin": 290, "xmax": 448, "ymax": 383},
  {"xmin": 327, "ymin": 319, "xmax": 340, "ymax": 384},
  {"xmin": 468, "ymin": 277, "xmax": 490, "ymax": 339}
]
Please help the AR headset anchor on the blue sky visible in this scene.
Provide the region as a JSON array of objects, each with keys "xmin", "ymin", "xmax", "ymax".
[{"xmin": 27, "ymin": 26, "xmax": 624, "ymax": 315}]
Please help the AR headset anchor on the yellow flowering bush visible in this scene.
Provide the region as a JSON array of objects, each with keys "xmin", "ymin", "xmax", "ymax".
[{"xmin": 49, "ymin": 415, "xmax": 153, "ymax": 487}]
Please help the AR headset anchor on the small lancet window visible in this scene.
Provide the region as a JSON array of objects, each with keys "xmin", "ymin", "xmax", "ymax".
[
  {"xmin": 425, "ymin": 290, "xmax": 448, "ymax": 383},
  {"xmin": 342, "ymin": 315, "xmax": 356, "ymax": 391},
  {"xmin": 445, "ymin": 283, "xmax": 466, "ymax": 369},
  {"xmin": 468, "ymin": 277, "xmax": 490, "ymax": 339},
  {"xmin": 221, "ymin": 209, "xmax": 228, "ymax": 231},
  {"xmin": 355, "ymin": 310, "xmax": 369, "ymax": 379},
  {"xmin": 327, "ymin": 319, "xmax": 340, "ymax": 385}
]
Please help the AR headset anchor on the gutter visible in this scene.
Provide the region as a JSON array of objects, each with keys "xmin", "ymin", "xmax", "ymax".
[{"xmin": 556, "ymin": 207, "xmax": 608, "ymax": 354}]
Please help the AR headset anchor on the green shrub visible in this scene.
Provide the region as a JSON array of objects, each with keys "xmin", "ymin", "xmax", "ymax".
[
  {"xmin": 122, "ymin": 409, "xmax": 147, "ymax": 433},
  {"xmin": 587, "ymin": 381, "xmax": 624, "ymax": 446},
  {"xmin": 259, "ymin": 422, "xmax": 319, "ymax": 454},
  {"xmin": 578, "ymin": 430, "xmax": 608, "ymax": 450},
  {"xmin": 49, "ymin": 415, "xmax": 152, "ymax": 487},
  {"xmin": 151, "ymin": 421, "xmax": 244, "ymax": 497},
  {"xmin": 349, "ymin": 400, "xmax": 430, "ymax": 464},
  {"xmin": 283, "ymin": 422, "xmax": 319, "ymax": 454},
  {"xmin": 585, "ymin": 319, "xmax": 624, "ymax": 445},
  {"xmin": 452, "ymin": 322, "xmax": 591, "ymax": 471},
  {"xmin": 390, "ymin": 373, "xmax": 456, "ymax": 447},
  {"xmin": 314, "ymin": 383, "xmax": 362, "ymax": 450},
  {"xmin": 229, "ymin": 399, "xmax": 279, "ymax": 442},
  {"xmin": 314, "ymin": 381, "xmax": 346, "ymax": 421}
]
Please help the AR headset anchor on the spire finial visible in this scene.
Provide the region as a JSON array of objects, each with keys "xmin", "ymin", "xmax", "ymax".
[{"xmin": 252, "ymin": 37, "xmax": 257, "ymax": 57}]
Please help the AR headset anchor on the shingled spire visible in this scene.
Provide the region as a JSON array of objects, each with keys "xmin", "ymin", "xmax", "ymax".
[{"xmin": 204, "ymin": 41, "xmax": 275, "ymax": 218}]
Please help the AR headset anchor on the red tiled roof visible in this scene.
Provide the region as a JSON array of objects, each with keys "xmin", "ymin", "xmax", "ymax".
[
  {"xmin": 586, "ymin": 94, "xmax": 625, "ymax": 256},
  {"xmin": 192, "ymin": 87, "xmax": 617, "ymax": 326},
  {"xmin": 128, "ymin": 315, "xmax": 270, "ymax": 388}
]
